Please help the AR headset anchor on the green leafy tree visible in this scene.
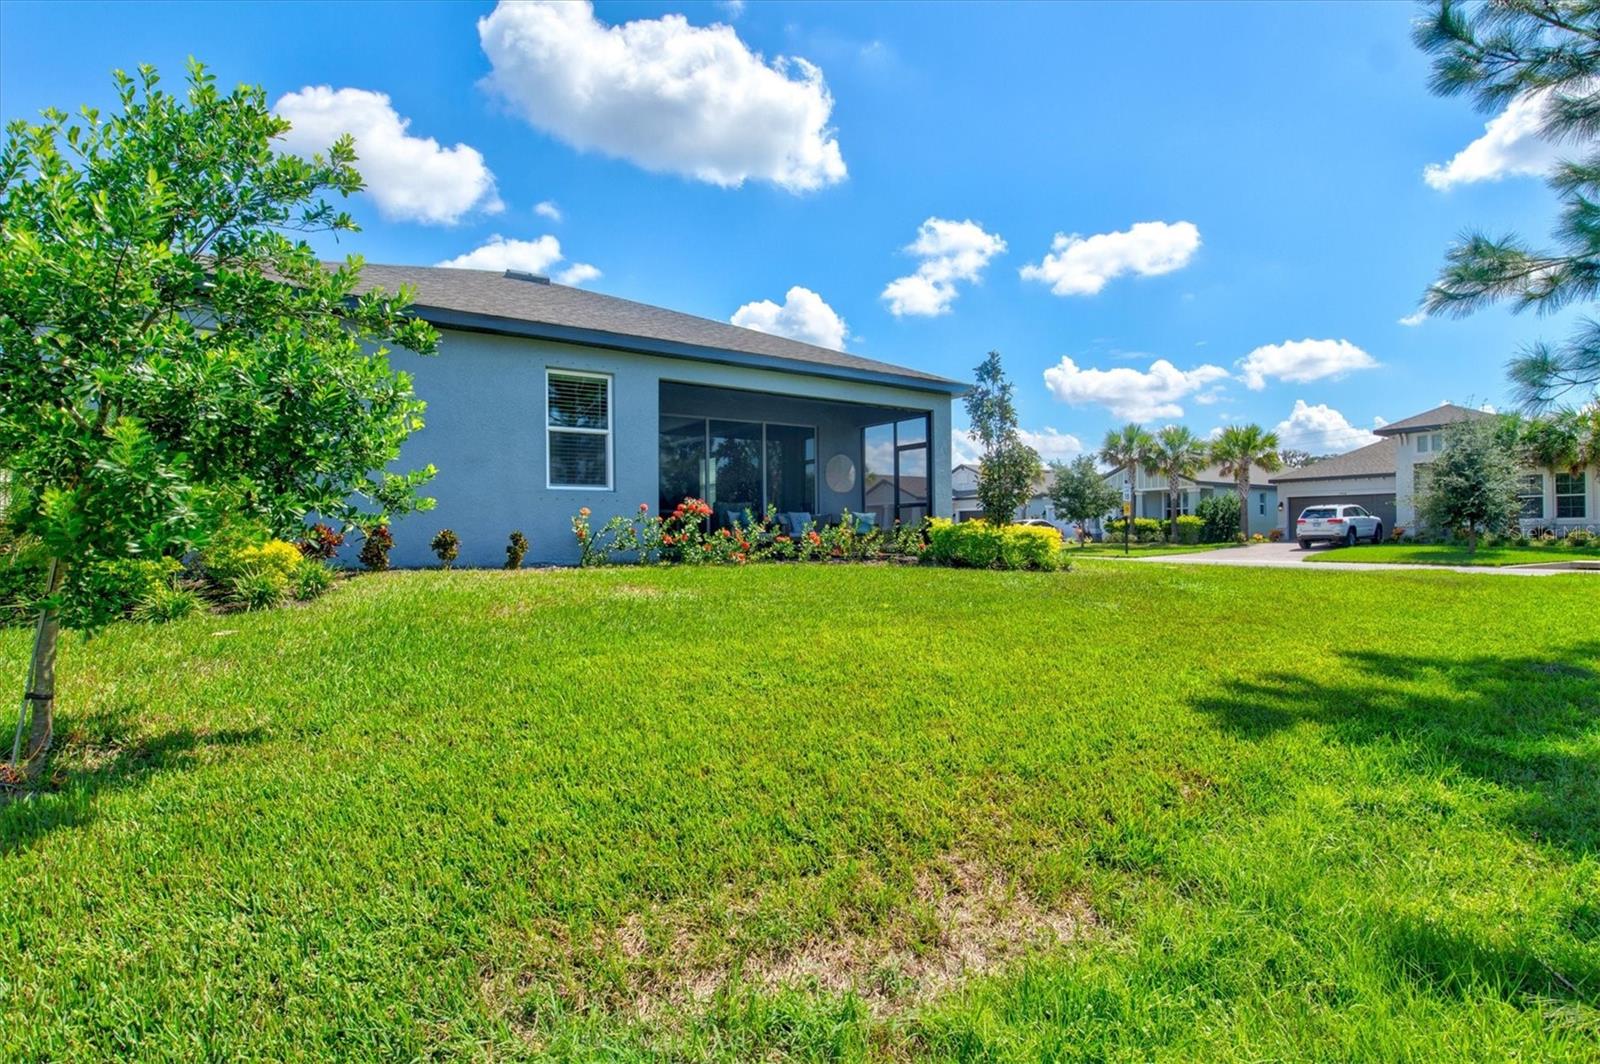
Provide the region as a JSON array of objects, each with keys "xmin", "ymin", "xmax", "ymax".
[
  {"xmin": 1047, "ymin": 455, "xmax": 1121, "ymax": 539},
  {"xmin": 1195, "ymin": 491, "xmax": 1242, "ymax": 543},
  {"xmin": 1519, "ymin": 405, "xmax": 1600, "ymax": 474},
  {"xmin": 1098, "ymin": 423, "xmax": 1156, "ymax": 533},
  {"xmin": 1414, "ymin": 0, "xmax": 1600, "ymax": 407},
  {"xmin": 1210, "ymin": 424, "xmax": 1281, "ymax": 540},
  {"xmin": 1148, "ymin": 425, "xmax": 1209, "ymax": 540},
  {"xmin": 964, "ymin": 351, "xmax": 1042, "ymax": 524},
  {"xmin": 0, "ymin": 62, "xmax": 440, "ymax": 779},
  {"xmin": 1278, "ymin": 448, "xmax": 1327, "ymax": 469},
  {"xmin": 1417, "ymin": 417, "xmax": 1523, "ymax": 550}
]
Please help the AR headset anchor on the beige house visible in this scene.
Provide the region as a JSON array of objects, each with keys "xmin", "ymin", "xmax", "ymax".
[{"xmin": 1272, "ymin": 403, "xmax": 1598, "ymax": 538}]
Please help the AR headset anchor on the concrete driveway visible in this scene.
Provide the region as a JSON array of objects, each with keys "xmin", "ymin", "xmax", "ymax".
[{"xmin": 1086, "ymin": 541, "xmax": 1594, "ymax": 576}]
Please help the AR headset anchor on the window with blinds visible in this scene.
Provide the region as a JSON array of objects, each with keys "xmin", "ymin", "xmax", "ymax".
[{"xmin": 547, "ymin": 371, "xmax": 611, "ymax": 489}]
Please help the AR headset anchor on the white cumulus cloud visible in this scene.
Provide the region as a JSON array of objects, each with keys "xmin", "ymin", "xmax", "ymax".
[
  {"xmin": 477, "ymin": 0, "xmax": 845, "ymax": 192},
  {"xmin": 881, "ymin": 218, "xmax": 1006, "ymax": 316},
  {"xmin": 1020, "ymin": 427, "xmax": 1085, "ymax": 463},
  {"xmin": 1043, "ymin": 356, "xmax": 1229, "ymax": 422},
  {"xmin": 435, "ymin": 234, "xmax": 600, "ymax": 286},
  {"xmin": 1237, "ymin": 338, "xmax": 1378, "ymax": 390},
  {"xmin": 555, "ymin": 262, "xmax": 602, "ymax": 286},
  {"xmin": 1398, "ymin": 309, "xmax": 1427, "ymax": 327},
  {"xmin": 1272, "ymin": 400, "xmax": 1382, "ymax": 454},
  {"xmin": 534, "ymin": 200, "xmax": 562, "ymax": 222},
  {"xmin": 952, "ymin": 426, "xmax": 1082, "ymax": 466},
  {"xmin": 1020, "ymin": 220, "xmax": 1200, "ymax": 296},
  {"xmin": 731, "ymin": 286, "xmax": 848, "ymax": 349},
  {"xmin": 1424, "ymin": 90, "xmax": 1564, "ymax": 191},
  {"xmin": 273, "ymin": 86, "xmax": 502, "ymax": 225}
]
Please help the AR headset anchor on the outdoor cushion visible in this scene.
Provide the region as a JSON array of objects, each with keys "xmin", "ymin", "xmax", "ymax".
[{"xmin": 782, "ymin": 512, "xmax": 812, "ymax": 535}]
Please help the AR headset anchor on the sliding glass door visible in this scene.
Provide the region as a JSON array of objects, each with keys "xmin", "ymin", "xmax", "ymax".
[
  {"xmin": 660, "ymin": 417, "xmax": 816, "ymax": 525},
  {"xmin": 863, "ymin": 415, "xmax": 930, "ymax": 527}
]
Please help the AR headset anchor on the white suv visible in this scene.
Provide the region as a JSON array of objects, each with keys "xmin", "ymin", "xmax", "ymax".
[{"xmin": 1296, "ymin": 504, "xmax": 1383, "ymax": 549}]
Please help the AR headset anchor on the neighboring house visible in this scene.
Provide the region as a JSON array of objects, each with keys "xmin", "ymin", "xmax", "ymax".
[
  {"xmin": 351, "ymin": 265, "xmax": 964, "ymax": 566},
  {"xmin": 951, "ymin": 464, "xmax": 1063, "ymax": 526},
  {"xmin": 1272, "ymin": 402, "xmax": 1600, "ymax": 537},
  {"xmin": 1270, "ymin": 437, "xmax": 1400, "ymax": 537},
  {"xmin": 1100, "ymin": 461, "xmax": 1281, "ymax": 538}
]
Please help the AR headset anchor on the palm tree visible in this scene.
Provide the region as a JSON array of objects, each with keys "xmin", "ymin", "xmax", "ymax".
[
  {"xmin": 1210, "ymin": 424, "xmax": 1282, "ymax": 540},
  {"xmin": 1099, "ymin": 424, "xmax": 1156, "ymax": 534},
  {"xmin": 1149, "ymin": 425, "xmax": 1209, "ymax": 540}
]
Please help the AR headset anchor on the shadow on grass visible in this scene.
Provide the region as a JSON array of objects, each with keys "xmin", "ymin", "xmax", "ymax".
[
  {"xmin": 0, "ymin": 706, "xmax": 264, "ymax": 856},
  {"xmin": 1384, "ymin": 914, "xmax": 1600, "ymax": 1018},
  {"xmin": 1191, "ymin": 642, "xmax": 1600, "ymax": 855}
]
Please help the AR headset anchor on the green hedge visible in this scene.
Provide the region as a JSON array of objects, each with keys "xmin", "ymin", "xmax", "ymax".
[
  {"xmin": 1103, "ymin": 517, "xmax": 1167, "ymax": 543},
  {"xmin": 927, "ymin": 520, "xmax": 1068, "ymax": 571},
  {"xmin": 1173, "ymin": 514, "xmax": 1204, "ymax": 545}
]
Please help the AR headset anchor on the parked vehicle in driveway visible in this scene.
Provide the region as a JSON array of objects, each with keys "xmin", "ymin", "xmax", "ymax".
[{"xmin": 1296, "ymin": 504, "xmax": 1383, "ymax": 549}]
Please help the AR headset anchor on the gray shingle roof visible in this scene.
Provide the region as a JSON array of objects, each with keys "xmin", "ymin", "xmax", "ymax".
[
  {"xmin": 350, "ymin": 264, "xmax": 965, "ymax": 393},
  {"xmin": 1270, "ymin": 437, "xmax": 1398, "ymax": 483},
  {"xmin": 1373, "ymin": 403, "xmax": 1492, "ymax": 436}
]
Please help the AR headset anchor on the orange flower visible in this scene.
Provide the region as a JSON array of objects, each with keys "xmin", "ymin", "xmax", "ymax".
[{"xmin": 579, "ymin": 507, "xmax": 591, "ymax": 517}]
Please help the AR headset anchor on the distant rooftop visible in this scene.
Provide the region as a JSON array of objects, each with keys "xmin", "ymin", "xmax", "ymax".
[
  {"xmin": 1271, "ymin": 437, "xmax": 1399, "ymax": 483},
  {"xmin": 348, "ymin": 264, "xmax": 966, "ymax": 394},
  {"xmin": 1372, "ymin": 403, "xmax": 1493, "ymax": 436}
]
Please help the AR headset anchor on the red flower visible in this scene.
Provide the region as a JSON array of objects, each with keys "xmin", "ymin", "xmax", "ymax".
[{"xmin": 639, "ymin": 503, "xmax": 649, "ymax": 513}]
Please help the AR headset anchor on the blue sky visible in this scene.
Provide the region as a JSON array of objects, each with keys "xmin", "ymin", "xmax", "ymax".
[{"xmin": 0, "ymin": 0, "xmax": 1576, "ymax": 462}]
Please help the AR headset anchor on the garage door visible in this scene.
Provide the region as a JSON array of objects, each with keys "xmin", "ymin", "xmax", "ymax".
[{"xmin": 1284, "ymin": 493, "xmax": 1396, "ymax": 539}]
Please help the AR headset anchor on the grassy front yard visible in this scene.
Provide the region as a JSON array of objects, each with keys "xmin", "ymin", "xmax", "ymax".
[
  {"xmin": 2, "ymin": 564, "xmax": 1597, "ymax": 1060},
  {"xmin": 1311, "ymin": 541, "xmax": 1600, "ymax": 567}
]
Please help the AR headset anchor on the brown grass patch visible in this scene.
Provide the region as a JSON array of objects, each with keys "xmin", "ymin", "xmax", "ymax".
[{"xmin": 488, "ymin": 853, "xmax": 1096, "ymax": 1030}]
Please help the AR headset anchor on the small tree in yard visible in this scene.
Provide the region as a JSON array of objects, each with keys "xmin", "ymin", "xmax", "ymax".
[
  {"xmin": 0, "ymin": 62, "xmax": 440, "ymax": 780},
  {"xmin": 430, "ymin": 528, "xmax": 460, "ymax": 569},
  {"xmin": 1048, "ymin": 456, "xmax": 1121, "ymax": 539},
  {"xmin": 1210, "ymin": 424, "xmax": 1281, "ymax": 540},
  {"xmin": 1418, "ymin": 417, "xmax": 1522, "ymax": 550},
  {"xmin": 964, "ymin": 351, "xmax": 1042, "ymax": 524}
]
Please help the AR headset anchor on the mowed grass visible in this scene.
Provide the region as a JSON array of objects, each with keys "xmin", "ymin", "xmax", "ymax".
[
  {"xmin": 1312, "ymin": 541, "xmax": 1600, "ymax": 567},
  {"xmin": 1, "ymin": 564, "xmax": 1598, "ymax": 1061}
]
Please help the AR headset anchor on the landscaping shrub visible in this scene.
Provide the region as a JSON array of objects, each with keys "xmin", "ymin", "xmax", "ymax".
[
  {"xmin": 1104, "ymin": 517, "xmax": 1166, "ymax": 543},
  {"xmin": 1195, "ymin": 492, "xmax": 1241, "ymax": 542},
  {"xmin": 297, "ymin": 522, "xmax": 345, "ymax": 562},
  {"xmin": 132, "ymin": 584, "xmax": 200, "ymax": 624},
  {"xmin": 204, "ymin": 533, "xmax": 302, "ymax": 589},
  {"xmin": 505, "ymin": 531, "xmax": 529, "ymax": 570},
  {"xmin": 1174, "ymin": 514, "xmax": 1204, "ymax": 545},
  {"xmin": 430, "ymin": 528, "xmax": 460, "ymax": 569},
  {"xmin": 927, "ymin": 519, "xmax": 1066, "ymax": 571},
  {"xmin": 228, "ymin": 566, "xmax": 288, "ymax": 611},
  {"xmin": 291, "ymin": 562, "xmax": 335, "ymax": 602},
  {"xmin": 359, "ymin": 525, "xmax": 394, "ymax": 572},
  {"xmin": 1267, "ymin": 527, "xmax": 1284, "ymax": 542},
  {"xmin": 60, "ymin": 557, "xmax": 183, "ymax": 627},
  {"xmin": 1567, "ymin": 528, "xmax": 1594, "ymax": 547}
]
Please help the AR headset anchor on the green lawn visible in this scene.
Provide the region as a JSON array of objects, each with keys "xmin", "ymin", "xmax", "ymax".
[
  {"xmin": 2, "ymin": 564, "xmax": 1597, "ymax": 1061},
  {"xmin": 1311, "ymin": 541, "xmax": 1600, "ymax": 567}
]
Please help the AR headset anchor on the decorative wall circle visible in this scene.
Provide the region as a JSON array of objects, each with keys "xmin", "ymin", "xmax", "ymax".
[{"xmin": 825, "ymin": 453, "xmax": 857, "ymax": 494}]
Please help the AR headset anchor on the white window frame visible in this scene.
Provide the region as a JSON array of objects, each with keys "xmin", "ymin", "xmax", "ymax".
[
  {"xmin": 545, "ymin": 369, "xmax": 613, "ymax": 491},
  {"xmin": 1555, "ymin": 471, "xmax": 1587, "ymax": 519},
  {"xmin": 1517, "ymin": 473, "xmax": 1545, "ymax": 520}
]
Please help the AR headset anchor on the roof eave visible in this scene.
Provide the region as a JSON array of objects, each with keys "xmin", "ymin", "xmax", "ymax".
[{"xmin": 415, "ymin": 305, "xmax": 971, "ymax": 397}]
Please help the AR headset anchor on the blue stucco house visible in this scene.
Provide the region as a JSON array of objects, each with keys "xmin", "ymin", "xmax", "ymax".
[{"xmin": 352, "ymin": 265, "xmax": 965, "ymax": 567}]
